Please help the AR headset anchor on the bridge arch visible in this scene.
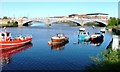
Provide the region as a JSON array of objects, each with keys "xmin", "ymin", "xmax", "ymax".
[
  {"xmin": 83, "ymin": 20, "xmax": 107, "ymax": 27},
  {"xmin": 94, "ymin": 21, "xmax": 106, "ymax": 27},
  {"xmin": 23, "ymin": 21, "xmax": 32, "ymax": 26},
  {"xmin": 50, "ymin": 19, "xmax": 82, "ymax": 26}
]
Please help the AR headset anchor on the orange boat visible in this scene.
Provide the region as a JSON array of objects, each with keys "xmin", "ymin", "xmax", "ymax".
[
  {"xmin": 48, "ymin": 33, "xmax": 69, "ymax": 45},
  {"xmin": 0, "ymin": 29, "xmax": 32, "ymax": 49}
]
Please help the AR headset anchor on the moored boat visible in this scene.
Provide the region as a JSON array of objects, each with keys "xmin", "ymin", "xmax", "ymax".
[
  {"xmin": 90, "ymin": 38, "xmax": 103, "ymax": 46},
  {"xmin": 0, "ymin": 29, "xmax": 32, "ymax": 49},
  {"xmin": 78, "ymin": 27, "xmax": 90, "ymax": 41},
  {"xmin": 90, "ymin": 32, "xmax": 104, "ymax": 41},
  {"xmin": 48, "ymin": 33, "xmax": 69, "ymax": 45}
]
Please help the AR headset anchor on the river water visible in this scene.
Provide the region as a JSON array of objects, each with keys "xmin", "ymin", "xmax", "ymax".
[{"xmin": 1, "ymin": 22, "xmax": 112, "ymax": 71}]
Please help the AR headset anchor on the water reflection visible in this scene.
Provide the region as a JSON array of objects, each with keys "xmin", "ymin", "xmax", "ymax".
[
  {"xmin": 78, "ymin": 40, "xmax": 89, "ymax": 45},
  {"xmin": 0, "ymin": 43, "xmax": 32, "ymax": 66},
  {"xmin": 78, "ymin": 39, "xmax": 103, "ymax": 46},
  {"xmin": 50, "ymin": 41, "xmax": 69, "ymax": 51}
]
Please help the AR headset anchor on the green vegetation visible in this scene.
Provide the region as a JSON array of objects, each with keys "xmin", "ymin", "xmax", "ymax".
[
  {"xmin": 85, "ymin": 22, "xmax": 99, "ymax": 26},
  {"xmin": 22, "ymin": 16, "xmax": 28, "ymax": 19},
  {"xmin": 7, "ymin": 21, "xmax": 18, "ymax": 27},
  {"xmin": 86, "ymin": 48, "xmax": 120, "ymax": 71},
  {"xmin": 107, "ymin": 17, "xmax": 120, "ymax": 35},
  {"xmin": 107, "ymin": 17, "xmax": 120, "ymax": 29},
  {"xmin": 53, "ymin": 20, "xmax": 79, "ymax": 25},
  {"xmin": 2, "ymin": 16, "xmax": 9, "ymax": 19}
]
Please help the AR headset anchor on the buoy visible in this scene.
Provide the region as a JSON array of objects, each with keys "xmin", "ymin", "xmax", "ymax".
[{"xmin": 73, "ymin": 42, "xmax": 77, "ymax": 44}]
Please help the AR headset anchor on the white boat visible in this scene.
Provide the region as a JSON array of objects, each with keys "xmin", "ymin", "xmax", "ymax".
[{"xmin": 90, "ymin": 32, "xmax": 104, "ymax": 41}]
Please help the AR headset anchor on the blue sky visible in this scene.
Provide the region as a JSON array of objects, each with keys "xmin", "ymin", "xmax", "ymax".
[{"xmin": 0, "ymin": 2, "xmax": 118, "ymax": 18}]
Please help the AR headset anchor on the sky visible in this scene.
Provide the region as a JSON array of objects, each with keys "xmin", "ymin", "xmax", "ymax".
[{"xmin": 0, "ymin": 2, "xmax": 119, "ymax": 18}]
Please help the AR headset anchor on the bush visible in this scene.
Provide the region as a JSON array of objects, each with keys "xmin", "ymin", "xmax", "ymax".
[
  {"xmin": 85, "ymin": 48, "xmax": 120, "ymax": 71},
  {"xmin": 7, "ymin": 21, "xmax": 18, "ymax": 27},
  {"xmin": 3, "ymin": 16, "xmax": 8, "ymax": 19}
]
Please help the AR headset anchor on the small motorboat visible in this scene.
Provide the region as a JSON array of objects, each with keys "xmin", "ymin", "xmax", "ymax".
[
  {"xmin": 90, "ymin": 32, "xmax": 104, "ymax": 41},
  {"xmin": 100, "ymin": 28, "xmax": 106, "ymax": 33},
  {"xmin": 0, "ymin": 29, "xmax": 32, "ymax": 49},
  {"xmin": 78, "ymin": 27, "xmax": 90, "ymax": 41},
  {"xmin": 90, "ymin": 39, "xmax": 103, "ymax": 46},
  {"xmin": 48, "ymin": 33, "xmax": 69, "ymax": 45}
]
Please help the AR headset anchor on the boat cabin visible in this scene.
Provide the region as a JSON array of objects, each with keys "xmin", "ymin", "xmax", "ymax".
[
  {"xmin": 0, "ymin": 31, "xmax": 11, "ymax": 42},
  {"xmin": 57, "ymin": 33, "xmax": 65, "ymax": 37},
  {"xmin": 79, "ymin": 27, "xmax": 86, "ymax": 32}
]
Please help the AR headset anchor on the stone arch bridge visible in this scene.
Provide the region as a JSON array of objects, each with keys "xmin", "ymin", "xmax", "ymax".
[{"xmin": 0, "ymin": 17, "xmax": 108, "ymax": 27}]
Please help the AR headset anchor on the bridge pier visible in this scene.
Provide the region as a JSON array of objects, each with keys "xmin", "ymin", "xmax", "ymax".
[{"xmin": 17, "ymin": 19, "xmax": 23, "ymax": 27}]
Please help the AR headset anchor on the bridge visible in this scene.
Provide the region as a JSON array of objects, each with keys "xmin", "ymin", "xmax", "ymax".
[
  {"xmin": 28, "ymin": 13, "xmax": 109, "ymax": 26},
  {"xmin": 34, "ymin": 17, "xmax": 108, "ymax": 26},
  {"xmin": 0, "ymin": 13, "xmax": 109, "ymax": 27}
]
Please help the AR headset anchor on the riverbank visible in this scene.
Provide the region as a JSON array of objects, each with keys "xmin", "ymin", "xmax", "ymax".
[{"xmin": 107, "ymin": 25, "xmax": 120, "ymax": 35}]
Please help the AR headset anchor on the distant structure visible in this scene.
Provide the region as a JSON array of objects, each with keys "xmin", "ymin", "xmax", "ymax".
[
  {"xmin": 46, "ymin": 13, "xmax": 108, "ymax": 26},
  {"xmin": 0, "ymin": 13, "xmax": 109, "ymax": 27}
]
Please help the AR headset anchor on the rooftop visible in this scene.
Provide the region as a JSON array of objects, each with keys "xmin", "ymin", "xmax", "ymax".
[{"xmin": 86, "ymin": 13, "xmax": 108, "ymax": 15}]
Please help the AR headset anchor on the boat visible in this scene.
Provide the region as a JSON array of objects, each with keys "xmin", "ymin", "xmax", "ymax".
[
  {"xmin": 0, "ymin": 43, "xmax": 32, "ymax": 66},
  {"xmin": 90, "ymin": 39, "xmax": 103, "ymax": 46},
  {"xmin": 100, "ymin": 28, "xmax": 106, "ymax": 33},
  {"xmin": 0, "ymin": 29, "xmax": 32, "ymax": 49},
  {"xmin": 48, "ymin": 33, "xmax": 69, "ymax": 45},
  {"xmin": 78, "ymin": 27, "xmax": 90, "ymax": 41},
  {"xmin": 90, "ymin": 32, "xmax": 104, "ymax": 41}
]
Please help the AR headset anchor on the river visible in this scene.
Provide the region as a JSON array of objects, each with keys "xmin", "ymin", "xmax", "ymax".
[{"xmin": 1, "ymin": 22, "xmax": 113, "ymax": 71}]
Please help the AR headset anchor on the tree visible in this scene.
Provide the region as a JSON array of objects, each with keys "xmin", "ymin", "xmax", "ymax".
[
  {"xmin": 22, "ymin": 16, "xmax": 28, "ymax": 19},
  {"xmin": 108, "ymin": 17, "xmax": 117, "ymax": 26},
  {"xmin": 3, "ymin": 16, "xmax": 8, "ymax": 19},
  {"xmin": 118, "ymin": 18, "xmax": 120, "ymax": 25}
]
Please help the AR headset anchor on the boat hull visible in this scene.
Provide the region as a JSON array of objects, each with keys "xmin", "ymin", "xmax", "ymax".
[
  {"xmin": 90, "ymin": 35, "xmax": 103, "ymax": 41},
  {"xmin": 78, "ymin": 35, "xmax": 90, "ymax": 41},
  {"xmin": 0, "ymin": 37, "xmax": 32, "ymax": 49}
]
